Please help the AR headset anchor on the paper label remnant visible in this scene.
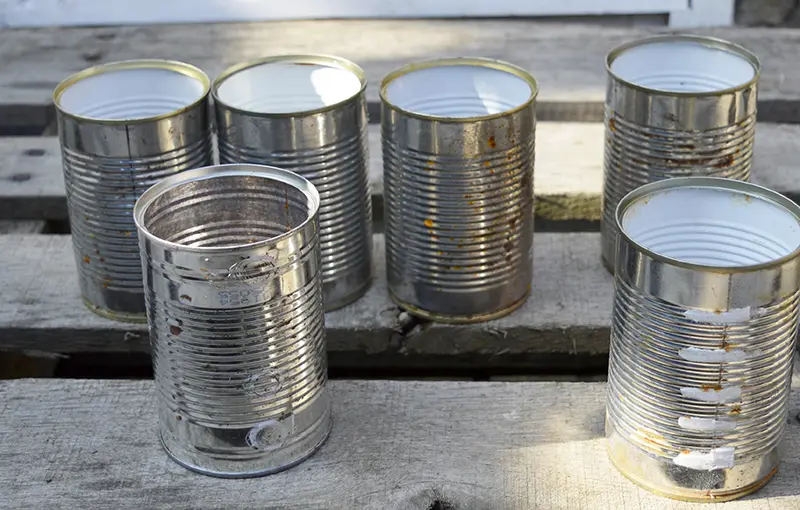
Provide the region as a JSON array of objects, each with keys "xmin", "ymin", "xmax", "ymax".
[
  {"xmin": 678, "ymin": 347, "xmax": 748, "ymax": 363},
  {"xmin": 673, "ymin": 447, "xmax": 735, "ymax": 471},
  {"xmin": 683, "ymin": 307, "xmax": 753, "ymax": 325},
  {"xmin": 678, "ymin": 416, "xmax": 737, "ymax": 432},
  {"xmin": 680, "ymin": 386, "xmax": 742, "ymax": 403}
]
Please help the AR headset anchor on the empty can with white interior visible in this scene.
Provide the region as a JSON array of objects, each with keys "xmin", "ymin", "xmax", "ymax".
[
  {"xmin": 54, "ymin": 59, "xmax": 213, "ymax": 321},
  {"xmin": 606, "ymin": 177, "xmax": 800, "ymax": 502},
  {"xmin": 601, "ymin": 35, "xmax": 760, "ymax": 271},
  {"xmin": 381, "ymin": 58, "xmax": 537, "ymax": 323},
  {"xmin": 214, "ymin": 55, "xmax": 372, "ymax": 311}
]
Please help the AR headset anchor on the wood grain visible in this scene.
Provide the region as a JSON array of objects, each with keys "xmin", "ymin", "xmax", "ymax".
[
  {"xmin": 1, "ymin": 374, "xmax": 799, "ymax": 509},
  {"xmin": 1, "ymin": 122, "xmax": 797, "ymax": 225},
  {"xmin": 2, "ymin": 20, "xmax": 800, "ymax": 131},
  {"xmin": 0, "ymin": 232, "xmax": 613, "ymax": 369}
]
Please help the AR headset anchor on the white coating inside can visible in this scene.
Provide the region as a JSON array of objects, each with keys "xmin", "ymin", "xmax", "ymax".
[
  {"xmin": 610, "ymin": 40, "xmax": 756, "ymax": 93},
  {"xmin": 57, "ymin": 66, "xmax": 207, "ymax": 120},
  {"xmin": 621, "ymin": 186, "xmax": 800, "ymax": 267},
  {"xmin": 384, "ymin": 64, "xmax": 534, "ymax": 118},
  {"xmin": 216, "ymin": 61, "xmax": 362, "ymax": 114}
]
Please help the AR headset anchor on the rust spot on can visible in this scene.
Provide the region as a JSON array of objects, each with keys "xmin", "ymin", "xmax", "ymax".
[
  {"xmin": 83, "ymin": 256, "xmax": 90, "ymax": 264},
  {"xmin": 423, "ymin": 218, "xmax": 434, "ymax": 228},
  {"xmin": 170, "ymin": 325, "xmax": 183, "ymax": 336},
  {"xmin": 713, "ymin": 154, "xmax": 735, "ymax": 169},
  {"xmin": 729, "ymin": 405, "xmax": 742, "ymax": 415},
  {"xmin": 608, "ymin": 118, "xmax": 616, "ymax": 132},
  {"xmin": 700, "ymin": 384, "xmax": 724, "ymax": 392},
  {"xmin": 488, "ymin": 136, "xmax": 496, "ymax": 149}
]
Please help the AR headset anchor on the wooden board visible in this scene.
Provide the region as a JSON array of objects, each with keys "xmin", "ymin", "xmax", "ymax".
[
  {"xmin": 1, "ymin": 20, "xmax": 800, "ymax": 133},
  {"xmin": 0, "ymin": 232, "xmax": 613, "ymax": 370},
  {"xmin": 2, "ymin": 375, "xmax": 799, "ymax": 509},
  {"xmin": 1, "ymin": 122, "xmax": 798, "ymax": 226}
]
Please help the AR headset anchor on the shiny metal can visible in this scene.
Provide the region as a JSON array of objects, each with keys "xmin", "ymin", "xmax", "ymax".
[
  {"xmin": 601, "ymin": 35, "xmax": 760, "ymax": 272},
  {"xmin": 133, "ymin": 163, "xmax": 330, "ymax": 478},
  {"xmin": 54, "ymin": 59, "xmax": 213, "ymax": 322},
  {"xmin": 606, "ymin": 177, "xmax": 800, "ymax": 502},
  {"xmin": 213, "ymin": 55, "xmax": 372, "ymax": 311},
  {"xmin": 380, "ymin": 58, "xmax": 537, "ymax": 323}
]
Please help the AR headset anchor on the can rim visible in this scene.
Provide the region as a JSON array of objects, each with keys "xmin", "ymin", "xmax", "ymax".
[
  {"xmin": 379, "ymin": 57, "xmax": 539, "ymax": 123},
  {"xmin": 605, "ymin": 34, "xmax": 761, "ymax": 98},
  {"xmin": 615, "ymin": 176, "xmax": 800, "ymax": 274},
  {"xmin": 212, "ymin": 54, "xmax": 367, "ymax": 117},
  {"xmin": 53, "ymin": 59, "xmax": 211, "ymax": 125},
  {"xmin": 133, "ymin": 163, "xmax": 321, "ymax": 254}
]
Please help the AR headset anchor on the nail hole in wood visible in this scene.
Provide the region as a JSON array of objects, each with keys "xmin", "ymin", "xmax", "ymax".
[
  {"xmin": 10, "ymin": 173, "xmax": 31, "ymax": 182},
  {"xmin": 427, "ymin": 500, "xmax": 455, "ymax": 510}
]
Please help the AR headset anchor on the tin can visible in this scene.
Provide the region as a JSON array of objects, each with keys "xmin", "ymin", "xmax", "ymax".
[
  {"xmin": 601, "ymin": 35, "xmax": 760, "ymax": 272},
  {"xmin": 606, "ymin": 177, "xmax": 800, "ymax": 502},
  {"xmin": 133, "ymin": 163, "xmax": 331, "ymax": 478},
  {"xmin": 213, "ymin": 55, "xmax": 372, "ymax": 311},
  {"xmin": 54, "ymin": 59, "xmax": 213, "ymax": 321},
  {"xmin": 380, "ymin": 58, "xmax": 537, "ymax": 323}
]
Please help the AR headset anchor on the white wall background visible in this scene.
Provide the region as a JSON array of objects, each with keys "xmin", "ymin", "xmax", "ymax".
[{"xmin": 0, "ymin": 0, "xmax": 735, "ymax": 28}]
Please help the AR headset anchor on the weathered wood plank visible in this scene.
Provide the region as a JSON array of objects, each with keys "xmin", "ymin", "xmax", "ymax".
[
  {"xmin": 1, "ymin": 122, "xmax": 796, "ymax": 226},
  {"xmin": 2, "ymin": 376, "xmax": 799, "ymax": 509},
  {"xmin": 0, "ymin": 233, "xmax": 612, "ymax": 370},
  {"xmin": 2, "ymin": 21, "xmax": 800, "ymax": 131}
]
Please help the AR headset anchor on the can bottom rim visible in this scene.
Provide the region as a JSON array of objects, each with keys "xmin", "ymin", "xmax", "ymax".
[
  {"xmin": 160, "ymin": 412, "xmax": 333, "ymax": 479},
  {"xmin": 607, "ymin": 444, "xmax": 778, "ymax": 503},
  {"xmin": 389, "ymin": 288, "xmax": 531, "ymax": 324},
  {"xmin": 82, "ymin": 297, "xmax": 148, "ymax": 324},
  {"xmin": 323, "ymin": 276, "xmax": 372, "ymax": 312}
]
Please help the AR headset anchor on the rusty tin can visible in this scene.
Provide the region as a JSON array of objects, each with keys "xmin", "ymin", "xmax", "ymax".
[
  {"xmin": 606, "ymin": 177, "xmax": 800, "ymax": 502},
  {"xmin": 134, "ymin": 163, "xmax": 330, "ymax": 478},
  {"xmin": 213, "ymin": 55, "xmax": 372, "ymax": 311},
  {"xmin": 380, "ymin": 58, "xmax": 537, "ymax": 323},
  {"xmin": 54, "ymin": 59, "xmax": 213, "ymax": 321},
  {"xmin": 601, "ymin": 35, "xmax": 760, "ymax": 272}
]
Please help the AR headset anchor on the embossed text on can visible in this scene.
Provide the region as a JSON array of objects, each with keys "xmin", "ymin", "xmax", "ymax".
[
  {"xmin": 601, "ymin": 35, "xmax": 760, "ymax": 271},
  {"xmin": 214, "ymin": 55, "xmax": 372, "ymax": 311},
  {"xmin": 54, "ymin": 59, "xmax": 213, "ymax": 321},
  {"xmin": 380, "ymin": 58, "xmax": 537, "ymax": 323},
  {"xmin": 133, "ymin": 164, "xmax": 331, "ymax": 478},
  {"xmin": 606, "ymin": 177, "xmax": 800, "ymax": 502}
]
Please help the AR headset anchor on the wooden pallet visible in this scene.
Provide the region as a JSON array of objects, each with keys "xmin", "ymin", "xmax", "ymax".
[{"xmin": 2, "ymin": 18, "xmax": 800, "ymax": 508}]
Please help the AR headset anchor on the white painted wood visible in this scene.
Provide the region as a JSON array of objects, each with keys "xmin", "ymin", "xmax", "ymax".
[
  {"xmin": 1, "ymin": 374, "xmax": 799, "ymax": 509},
  {"xmin": 669, "ymin": 0, "xmax": 736, "ymax": 27},
  {"xmin": 0, "ymin": 0, "xmax": 687, "ymax": 28}
]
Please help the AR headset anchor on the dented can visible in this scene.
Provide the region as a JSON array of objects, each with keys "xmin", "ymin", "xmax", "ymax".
[
  {"xmin": 606, "ymin": 177, "xmax": 800, "ymax": 502},
  {"xmin": 601, "ymin": 35, "xmax": 760, "ymax": 271},
  {"xmin": 381, "ymin": 58, "xmax": 537, "ymax": 323},
  {"xmin": 133, "ymin": 164, "xmax": 330, "ymax": 478},
  {"xmin": 54, "ymin": 59, "xmax": 213, "ymax": 321},
  {"xmin": 213, "ymin": 55, "xmax": 372, "ymax": 311}
]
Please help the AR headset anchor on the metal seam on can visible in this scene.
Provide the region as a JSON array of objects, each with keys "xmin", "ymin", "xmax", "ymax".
[
  {"xmin": 134, "ymin": 164, "xmax": 331, "ymax": 478},
  {"xmin": 55, "ymin": 59, "xmax": 214, "ymax": 322},
  {"xmin": 600, "ymin": 35, "xmax": 760, "ymax": 272},
  {"xmin": 606, "ymin": 177, "xmax": 800, "ymax": 502},
  {"xmin": 213, "ymin": 54, "xmax": 373, "ymax": 311},
  {"xmin": 381, "ymin": 57, "xmax": 537, "ymax": 323}
]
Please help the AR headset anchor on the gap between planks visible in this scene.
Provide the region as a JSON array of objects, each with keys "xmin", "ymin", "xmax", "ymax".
[
  {"xmin": 1, "ymin": 21, "xmax": 800, "ymax": 133},
  {"xmin": 1, "ymin": 122, "xmax": 799, "ymax": 225},
  {"xmin": 1, "ymin": 372, "xmax": 799, "ymax": 509}
]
